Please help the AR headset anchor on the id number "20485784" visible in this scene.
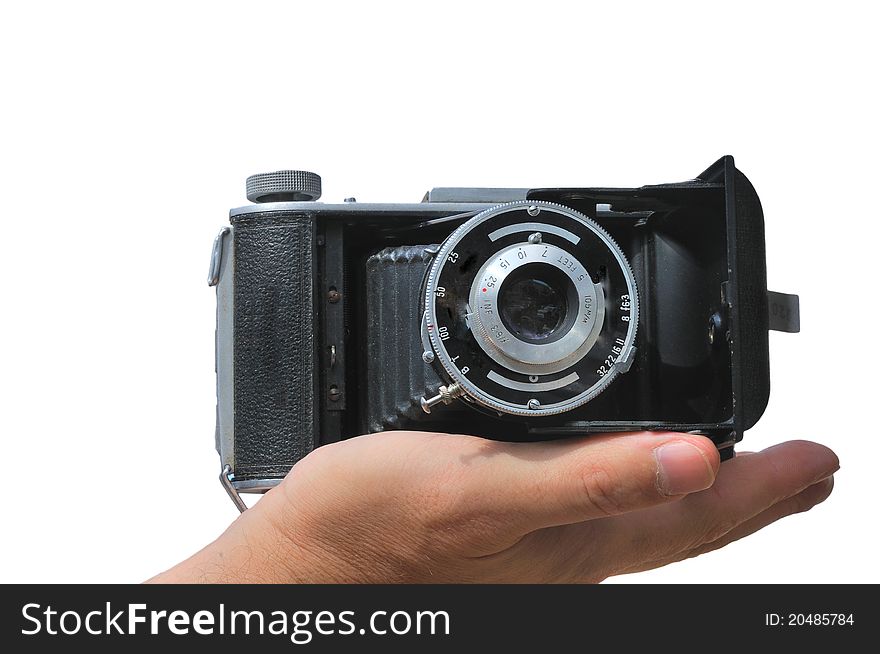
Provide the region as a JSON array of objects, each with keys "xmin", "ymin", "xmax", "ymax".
[{"xmin": 765, "ymin": 613, "xmax": 854, "ymax": 627}]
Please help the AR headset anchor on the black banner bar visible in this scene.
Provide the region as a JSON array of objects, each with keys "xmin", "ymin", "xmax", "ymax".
[{"xmin": 0, "ymin": 584, "xmax": 871, "ymax": 651}]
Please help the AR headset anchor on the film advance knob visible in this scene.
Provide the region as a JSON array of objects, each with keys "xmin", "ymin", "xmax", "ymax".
[{"xmin": 246, "ymin": 170, "xmax": 322, "ymax": 203}]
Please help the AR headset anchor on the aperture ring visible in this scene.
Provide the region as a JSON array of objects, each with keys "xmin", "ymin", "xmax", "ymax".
[{"xmin": 468, "ymin": 242, "xmax": 602, "ymax": 376}]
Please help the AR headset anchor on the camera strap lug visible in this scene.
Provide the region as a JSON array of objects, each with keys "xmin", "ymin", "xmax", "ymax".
[
  {"xmin": 220, "ymin": 464, "xmax": 248, "ymax": 513},
  {"xmin": 207, "ymin": 227, "xmax": 231, "ymax": 287}
]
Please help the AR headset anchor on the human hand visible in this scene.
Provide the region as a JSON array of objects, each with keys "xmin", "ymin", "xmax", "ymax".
[{"xmin": 150, "ymin": 431, "xmax": 838, "ymax": 583}]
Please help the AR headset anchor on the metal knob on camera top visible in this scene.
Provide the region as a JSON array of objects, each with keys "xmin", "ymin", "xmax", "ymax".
[{"xmin": 246, "ymin": 170, "xmax": 322, "ymax": 203}]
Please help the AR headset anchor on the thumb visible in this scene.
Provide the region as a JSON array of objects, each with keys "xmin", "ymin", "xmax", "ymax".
[{"xmin": 460, "ymin": 431, "xmax": 720, "ymax": 535}]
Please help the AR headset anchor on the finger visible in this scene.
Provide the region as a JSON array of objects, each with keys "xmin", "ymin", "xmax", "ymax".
[
  {"xmin": 624, "ymin": 475, "xmax": 835, "ymax": 574},
  {"xmin": 678, "ymin": 440, "xmax": 839, "ymax": 547},
  {"xmin": 682, "ymin": 475, "xmax": 835, "ymax": 559},
  {"xmin": 599, "ymin": 440, "xmax": 839, "ymax": 565},
  {"xmin": 457, "ymin": 431, "xmax": 720, "ymax": 537}
]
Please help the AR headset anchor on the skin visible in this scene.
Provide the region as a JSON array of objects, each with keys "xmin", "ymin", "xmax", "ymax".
[{"xmin": 149, "ymin": 431, "xmax": 838, "ymax": 583}]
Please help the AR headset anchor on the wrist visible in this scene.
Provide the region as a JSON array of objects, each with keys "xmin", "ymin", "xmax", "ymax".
[{"xmin": 147, "ymin": 487, "xmax": 333, "ymax": 584}]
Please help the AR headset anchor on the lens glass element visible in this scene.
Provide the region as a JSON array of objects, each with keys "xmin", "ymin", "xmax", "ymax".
[{"xmin": 498, "ymin": 264, "xmax": 576, "ymax": 344}]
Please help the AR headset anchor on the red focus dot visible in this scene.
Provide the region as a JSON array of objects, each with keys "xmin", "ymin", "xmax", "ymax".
[{"xmin": 482, "ymin": 287, "xmax": 487, "ymax": 292}]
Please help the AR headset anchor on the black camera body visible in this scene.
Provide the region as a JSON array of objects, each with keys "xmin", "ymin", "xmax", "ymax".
[{"xmin": 209, "ymin": 156, "xmax": 799, "ymax": 509}]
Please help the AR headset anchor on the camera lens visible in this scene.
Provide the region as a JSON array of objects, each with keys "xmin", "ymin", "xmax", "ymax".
[
  {"xmin": 428, "ymin": 201, "xmax": 638, "ymax": 416},
  {"xmin": 498, "ymin": 264, "xmax": 577, "ymax": 344}
]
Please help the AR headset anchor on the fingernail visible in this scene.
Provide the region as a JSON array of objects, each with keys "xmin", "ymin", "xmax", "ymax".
[{"xmin": 655, "ymin": 441, "xmax": 716, "ymax": 496}]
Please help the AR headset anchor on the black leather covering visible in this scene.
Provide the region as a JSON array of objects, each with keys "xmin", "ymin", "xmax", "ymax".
[{"xmin": 230, "ymin": 211, "xmax": 317, "ymax": 481}]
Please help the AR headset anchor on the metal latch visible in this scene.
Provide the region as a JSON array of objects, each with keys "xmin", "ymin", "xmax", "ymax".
[{"xmin": 767, "ymin": 291, "xmax": 800, "ymax": 333}]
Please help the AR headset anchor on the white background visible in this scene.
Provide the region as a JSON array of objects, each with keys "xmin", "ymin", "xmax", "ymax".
[{"xmin": 1, "ymin": 1, "xmax": 877, "ymax": 583}]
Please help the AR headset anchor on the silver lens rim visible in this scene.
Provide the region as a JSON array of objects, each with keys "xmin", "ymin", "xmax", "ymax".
[{"xmin": 468, "ymin": 242, "xmax": 604, "ymax": 376}]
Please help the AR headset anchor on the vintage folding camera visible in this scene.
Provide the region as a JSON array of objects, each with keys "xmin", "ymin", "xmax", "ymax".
[{"xmin": 208, "ymin": 156, "xmax": 799, "ymax": 510}]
